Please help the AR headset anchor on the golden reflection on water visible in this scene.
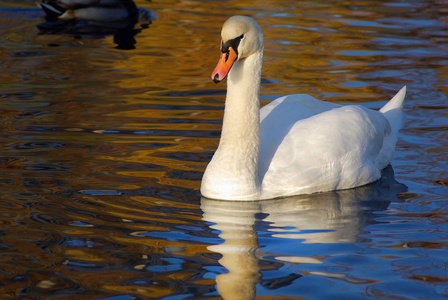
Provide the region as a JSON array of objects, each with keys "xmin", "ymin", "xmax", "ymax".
[
  {"xmin": 0, "ymin": 0, "xmax": 446, "ymax": 298},
  {"xmin": 202, "ymin": 166, "xmax": 404, "ymax": 300}
]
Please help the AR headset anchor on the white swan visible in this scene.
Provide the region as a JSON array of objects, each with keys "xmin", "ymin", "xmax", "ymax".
[{"xmin": 201, "ymin": 15, "xmax": 406, "ymax": 201}]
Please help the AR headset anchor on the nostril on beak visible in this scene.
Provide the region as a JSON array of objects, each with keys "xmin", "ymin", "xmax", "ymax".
[{"xmin": 212, "ymin": 73, "xmax": 221, "ymax": 83}]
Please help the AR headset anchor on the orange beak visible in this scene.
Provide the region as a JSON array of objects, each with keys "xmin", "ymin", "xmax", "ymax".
[{"xmin": 211, "ymin": 46, "xmax": 238, "ymax": 83}]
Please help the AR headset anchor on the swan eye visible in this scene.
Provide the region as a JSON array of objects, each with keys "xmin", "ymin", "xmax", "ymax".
[{"xmin": 221, "ymin": 34, "xmax": 245, "ymax": 56}]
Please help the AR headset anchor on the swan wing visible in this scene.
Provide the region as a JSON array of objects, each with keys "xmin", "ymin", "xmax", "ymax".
[
  {"xmin": 259, "ymin": 96, "xmax": 391, "ymax": 199},
  {"xmin": 259, "ymin": 94, "xmax": 340, "ymax": 185}
]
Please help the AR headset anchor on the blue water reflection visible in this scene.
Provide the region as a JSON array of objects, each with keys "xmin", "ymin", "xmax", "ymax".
[
  {"xmin": 202, "ymin": 166, "xmax": 412, "ymax": 299},
  {"xmin": 0, "ymin": 0, "xmax": 447, "ymax": 299}
]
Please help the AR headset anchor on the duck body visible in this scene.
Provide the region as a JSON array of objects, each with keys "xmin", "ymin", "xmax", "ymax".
[
  {"xmin": 36, "ymin": 0, "xmax": 156, "ymax": 49},
  {"xmin": 201, "ymin": 16, "xmax": 406, "ymax": 201},
  {"xmin": 37, "ymin": 0, "xmax": 153, "ymax": 24}
]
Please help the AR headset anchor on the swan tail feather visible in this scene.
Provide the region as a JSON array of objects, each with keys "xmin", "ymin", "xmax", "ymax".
[
  {"xmin": 376, "ymin": 86, "xmax": 407, "ymax": 169},
  {"xmin": 379, "ymin": 86, "xmax": 407, "ymax": 134}
]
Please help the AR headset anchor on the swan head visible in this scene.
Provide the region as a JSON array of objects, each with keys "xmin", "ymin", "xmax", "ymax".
[{"xmin": 212, "ymin": 15, "xmax": 263, "ymax": 83}]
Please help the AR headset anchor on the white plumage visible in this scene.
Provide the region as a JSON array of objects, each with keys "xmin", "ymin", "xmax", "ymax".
[{"xmin": 201, "ymin": 15, "xmax": 406, "ymax": 201}]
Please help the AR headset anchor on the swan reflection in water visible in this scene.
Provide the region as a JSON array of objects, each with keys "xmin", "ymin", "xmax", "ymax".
[
  {"xmin": 201, "ymin": 166, "xmax": 406, "ymax": 300},
  {"xmin": 36, "ymin": 0, "xmax": 156, "ymax": 49}
]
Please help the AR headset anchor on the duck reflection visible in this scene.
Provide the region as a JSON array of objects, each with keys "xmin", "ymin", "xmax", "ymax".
[
  {"xmin": 201, "ymin": 166, "xmax": 406, "ymax": 299},
  {"xmin": 36, "ymin": 0, "xmax": 156, "ymax": 49}
]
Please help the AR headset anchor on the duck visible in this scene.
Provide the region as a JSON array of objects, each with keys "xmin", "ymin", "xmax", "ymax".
[
  {"xmin": 36, "ymin": 0, "xmax": 155, "ymax": 25},
  {"xmin": 200, "ymin": 15, "xmax": 407, "ymax": 201},
  {"xmin": 36, "ymin": 0, "xmax": 156, "ymax": 49}
]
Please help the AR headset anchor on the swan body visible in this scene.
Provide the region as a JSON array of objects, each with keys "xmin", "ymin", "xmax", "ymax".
[{"xmin": 201, "ymin": 15, "xmax": 407, "ymax": 201}]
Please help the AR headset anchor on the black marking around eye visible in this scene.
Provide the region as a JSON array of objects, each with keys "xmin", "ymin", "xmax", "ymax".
[{"xmin": 221, "ymin": 34, "xmax": 244, "ymax": 56}]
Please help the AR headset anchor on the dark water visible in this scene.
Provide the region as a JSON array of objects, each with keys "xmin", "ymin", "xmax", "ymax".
[{"xmin": 0, "ymin": 0, "xmax": 447, "ymax": 299}]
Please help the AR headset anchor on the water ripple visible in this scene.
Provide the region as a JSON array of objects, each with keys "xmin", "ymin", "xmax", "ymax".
[{"xmin": 0, "ymin": 1, "xmax": 446, "ymax": 299}]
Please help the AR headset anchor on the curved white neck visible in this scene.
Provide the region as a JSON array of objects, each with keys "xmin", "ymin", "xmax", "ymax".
[
  {"xmin": 222, "ymin": 51, "xmax": 263, "ymax": 153},
  {"xmin": 201, "ymin": 50, "xmax": 263, "ymax": 200}
]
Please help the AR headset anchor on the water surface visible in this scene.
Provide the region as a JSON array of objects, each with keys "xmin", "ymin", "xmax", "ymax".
[{"xmin": 0, "ymin": 0, "xmax": 447, "ymax": 299}]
